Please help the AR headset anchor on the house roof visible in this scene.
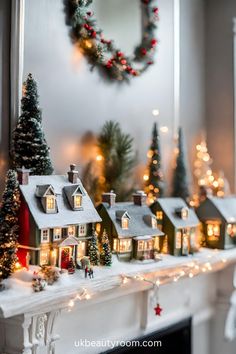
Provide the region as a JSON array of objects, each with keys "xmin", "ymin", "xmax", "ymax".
[
  {"xmin": 20, "ymin": 175, "xmax": 102, "ymax": 229},
  {"xmin": 99, "ymin": 202, "xmax": 164, "ymax": 238},
  {"xmin": 35, "ymin": 184, "xmax": 55, "ymax": 197},
  {"xmin": 200, "ymin": 197, "xmax": 236, "ymax": 223},
  {"xmin": 153, "ymin": 198, "xmax": 200, "ymax": 228}
]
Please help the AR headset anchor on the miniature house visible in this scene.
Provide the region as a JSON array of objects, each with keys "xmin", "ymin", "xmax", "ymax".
[
  {"xmin": 151, "ymin": 198, "xmax": 200, "ymax": 256},
  {"xmin": 17, "ymin": 165, "xmax": 101, "ymax": 269},
  {"xmin": 196, "ymin": 197, "xmax": 236, "ymax": 249},
  {"xmin": 96, "ymin": 191, "xmax": 164, "ymax": 261}
]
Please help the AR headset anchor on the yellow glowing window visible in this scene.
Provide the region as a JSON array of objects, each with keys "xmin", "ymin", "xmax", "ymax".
[
  {"xmin": 113, "ymin": 239, "xmax": 119, "ymax": 252},
  {"xmin": 40, "ymin": 250, "xmax": 50, "ymax": 265},
  {"xmin": 119, "ymin": 239, "xmax": 132, "ymax": 253},
  {"xmin": 122, "ymin": 217, "xmax": 129, "ymax": 229},
  {"xmin": 47, "ymin": 197, "xmax": 55, "ymax": 210},
  {"xmin": 176, "ymin": 231, "xmax": 182, "ymax": 249},
  {"xmin": 227, "ymin": 224, "xmax": 236, "ymax": 237},
  {"xmin": 74, "ymin": 195, "xmax": 82, "ymax": 208},
  {"xmin": 152, "ymin": 217, "xmax": 157, "ymax": 229},
  {"xmin": 144, "ymin": 240, "xmax": 153, "ymax": 250},
  {"xmin": 207, "ymin": 223, "xmax": 220, "ymax": 237},
  {"xmin": 68, "ymin": 226, "xmax": 76, "ymax": 236},
  {"xmin": 156, "ymin": 211, "xmax": 163, "ymax": 221},
  {"xmin": 181, "ymin": 208, "xmax": 189, "ymax": 220},
  {"xmin": 154, "ymin": 237, "xmax": 160, "ymax": 251}
]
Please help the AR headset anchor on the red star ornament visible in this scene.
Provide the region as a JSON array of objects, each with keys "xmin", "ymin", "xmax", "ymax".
[{"xmin": 154, "ymin": 303, "xmax": 163, "ymax": 316}]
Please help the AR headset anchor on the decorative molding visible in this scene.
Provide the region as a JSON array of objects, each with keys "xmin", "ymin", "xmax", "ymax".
[
  {"xmin": 173, "ymin": 0, "xmax": 180, "ymax": 138},
  {"xmin": 10, "ymin": 0, "xmax": 25, "ymax": 133}
]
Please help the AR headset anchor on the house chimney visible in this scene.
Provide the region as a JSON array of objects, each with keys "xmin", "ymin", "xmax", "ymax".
[
  {"xmin": 68, "ymin": 164, "xmax": 79, "ymax": 184},
  {"xmin": 133, "ymin": 191, "xmax": 147, "ymax": 206},
  {"xmin": 102, "ymin": 191, "xmax": 116, "ymax": 207},
  {"xmin": 17, "ymin": 167, "xmax": 31, "ymax": 185}
]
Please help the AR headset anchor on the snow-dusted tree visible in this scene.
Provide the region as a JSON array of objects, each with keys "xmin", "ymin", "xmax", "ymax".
[
  {"xmin": 11, "ymin": 73, "xmax": 53, "ymax": 175},
  {"xmin": 88, "ymin": 228, "xmax": 100, "ymax": 266},
  {"xmin": 100, "ymin": 229, "xmax": 112, "ymax": 266}
]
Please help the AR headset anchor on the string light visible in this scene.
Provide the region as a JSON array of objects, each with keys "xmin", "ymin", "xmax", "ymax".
[{"xmin": 152, "ymin": 109, "xmax": 159, "ymax": 116}]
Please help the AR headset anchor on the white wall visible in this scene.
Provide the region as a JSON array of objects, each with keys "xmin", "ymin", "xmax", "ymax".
[{"xmin": 22, "ymin": 0, "xmax": 206, "ymax": 192}]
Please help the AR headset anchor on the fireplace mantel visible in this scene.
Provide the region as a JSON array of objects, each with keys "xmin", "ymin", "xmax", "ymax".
[{"xmin": 1, "ymin": 248, "xmax": 236, "ymax": 354}]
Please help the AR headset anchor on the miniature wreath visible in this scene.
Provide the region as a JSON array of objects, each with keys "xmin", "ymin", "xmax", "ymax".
[{"xmin": 67, "ymin": 0, "xmax": 159, "ymax": 81}]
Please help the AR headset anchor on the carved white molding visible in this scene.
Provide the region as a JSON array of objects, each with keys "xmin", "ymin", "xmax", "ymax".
[{"xmin": 10, "ymin": 0, "xmax": 25, "ymax": 132}]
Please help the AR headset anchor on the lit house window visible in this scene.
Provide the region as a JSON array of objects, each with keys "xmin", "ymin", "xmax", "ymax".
[
  {"xmin": 74, "ymin": 195, "xmax": 82, "ymax": 208},
  {"xmin": 119, "ymin": 239, "xmax": 132, "ymax": 253},
  {"xmin": 68, "ymin": 226, "xmax": 76, "ymax": 236},
  {"xmin": 113, "ymin": 239, "xmax": 119, "ymax": 252},
  {"xmin": 181, "ymin": 208, "xmax": 189, "ymax": 220},
  {"xmin": 207, "ymin": 222, "xmax": 220, "ymax": 238},
  {"xmin": 138, "ymin": 240, "xmax": 144, "ymax": 251},
  {"xmin": 53, "ymin": 228, "xmax": 62, "ymax": 241},
  {"xmin": 40, "ymin": 250, "xmax": 50, "ymax": 265},
  {"xmin": 156, "ymin": 211, "xmax": 163, "ymax": 220},
  {"xmin": 227, "ymin": 224, "xmax": 236, "ymax": 237},
  {"xmin": 154, "ymin": 237, "xmax": 160, "ymax": 251},
  {"xmin": 144, "ymin": 239, "xmax": 153, "ymax": 251},
  {"xmin": 41, "ymin": 229, "xmax": 50, "ymax": 243},
  {"xmin": 78, "ymin": 224, "xmax": 87, "ymax": 237},
  {"xmin": 46, "ymin": 197, "xmax": 55, "ymax": 211},
  {"xmin": 122, "ymin": 217, "xmax": 129, "ymax": 229},
  {"xmin": 175, "ymin": 231, "xmax": 182, "ymax": 249}
]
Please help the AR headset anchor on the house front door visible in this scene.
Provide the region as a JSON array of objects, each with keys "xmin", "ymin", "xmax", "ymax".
[{"xmin": 60, "ymin": 247, "xmax": 72, "ymax": 269}]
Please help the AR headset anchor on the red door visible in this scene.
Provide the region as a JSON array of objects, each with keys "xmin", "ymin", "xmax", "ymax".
[{"xmin": 61, "ymin": 247, "xmax": 71, "ymax": 269}]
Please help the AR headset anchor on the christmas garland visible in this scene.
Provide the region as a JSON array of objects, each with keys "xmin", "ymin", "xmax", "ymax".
[{"xmin": 67, "ymin": 0, "xmax": 159, "ymax": 81}]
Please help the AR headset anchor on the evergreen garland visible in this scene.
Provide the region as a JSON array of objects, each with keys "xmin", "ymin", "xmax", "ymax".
[
  {"xmin": 0, "ymin": 170, "xmax": 21, "ymax": 281},
  {"xmin": 88, "ymin": 228, "xmax": 100, "ymax": 266},
  {"xmin": 83, "ymin": 121, "xmax": 137, "ymax": 202},
  {"xmin": 100, "ymin": 229, "xmax": 112, "ymax": 266},
  {"xmin": 66, "ymin": 0, "xmax": 159, "ymax": 81},
  {"xmin": 172, "ymin": 127, "xmax": 191, "ymax": 202},
  {"xmin": 144, "ymin": 122, "xmax": 164, "ymax": 202},
  {"xmin": 11, "ymin": 73, "xmax": 54, "ymax": 175}
]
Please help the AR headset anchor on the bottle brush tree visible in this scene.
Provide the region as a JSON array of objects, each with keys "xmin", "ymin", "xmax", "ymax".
[
  {"xmin": 11, "ymin": 73, "xmax": 53, "ymax": 175},
  {"xmin": 100, "ymin": 229, "xmax": 112, "ymax": 266},
  {"xmin": 0, "ymin": 170, "xmax": 21, "ymax": 281},
  {"xmin": 172, "ymin": 127, "xmax": 191, "ymax": 202}
]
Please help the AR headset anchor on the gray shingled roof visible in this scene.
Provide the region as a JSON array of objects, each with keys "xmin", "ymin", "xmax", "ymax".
[
  {"xmin": 20, "ymin": 175, "xmax": 101, "ymax": 229},
  {"xmin": 35, "ymin": 185, "xmax": 54, "ymax": 197},
  {"xmin": 101, "ymin": 202, "xmax": 164, "ymax": 238},
  {"xmin": 154, "ymin": 198, "xmax": 200, "ymax": 228},
  {"xmin": 204, "ymin": 197, "xmax": 236, "ymax": 222}
]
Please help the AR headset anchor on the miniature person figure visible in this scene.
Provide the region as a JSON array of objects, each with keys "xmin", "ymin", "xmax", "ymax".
[
  {"xmin": 88, "ymin": 267, "xmax": 94, "ymax": 279},
  {"xmin": 67, "ymin": 257, "xmax": 75, "ymax": 274},
  {"xmin": 85, "ymin": 265, "xmax": 88, "ymax": 278}
]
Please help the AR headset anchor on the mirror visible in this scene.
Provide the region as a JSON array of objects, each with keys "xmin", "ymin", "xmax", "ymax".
[{"xmin": 91, "ymin": 0, "xmax": 142, "ymax": 56}]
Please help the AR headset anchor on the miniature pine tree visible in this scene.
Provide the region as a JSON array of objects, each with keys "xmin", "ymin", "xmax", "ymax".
[
  {"xmin": 88, "ymin": 229, "xmax": 100, "ymax": 266},
  {"xmin": 172, "ymin": 127, "xmax": 191, "ymax": 202},
  {"xmin": 11, "ymin": 73, "xmax": 53, "ymax": 175},
  {"xmin": 144, "ymin": 123, "xmax": 164, "ymax": 203},
  {"xmin": 100, "ymin": 229, "xmax": 112, "ymax": 266},
  {"xmin": 0, "ymin": 170, "xmax": 21, "ymax": 281}
]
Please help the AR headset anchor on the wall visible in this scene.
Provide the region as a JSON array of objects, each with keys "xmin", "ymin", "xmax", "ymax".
[
  {"xmin": 180, "ymin": 0, "xmax": 206, "ymax": 189},
  {"xmin": 21, "ymin": 0, "xmax": 206, "ymax": 193},
  {"xmin": 205, "ymin": 0, "xmax": 236, "ymax": 191},
  {"xmin": 0, "ymin": 0, "xmax": 11, "ymax": 191}
]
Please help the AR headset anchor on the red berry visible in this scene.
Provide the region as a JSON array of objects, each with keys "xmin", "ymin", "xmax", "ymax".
[
  {"xmin": 147, "ymin": 61, "xmax": 154, "ymax": 65},
  {"xmin": 91, "ymin": 31, "xmax": 97, "ymax": 38},
  {"xmin": 151, "ymin": 39, "xmax": 157, "ymax": 47},
  {"xmin": 121, "ymin": 59, "xmax": 127, "ymax": 65},
  {"xmin": 84, "ymin": 23, "xmax": 89, "ymax": 30},
  {"xmin": 153, "ymin": 7, "xmax": 159, "ymax": 14},
  {"xmin": 117, "ymin": 51, "xmax": 124, "ymax": 57},
  {"xmin": 141, "ymin": 48, "xmax": 147, "ymax": 56}
]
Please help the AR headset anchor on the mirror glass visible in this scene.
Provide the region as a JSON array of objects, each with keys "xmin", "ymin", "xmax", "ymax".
[{"xmin": 91, "ymin": 0, "xmax": 142, "ymax": 56}]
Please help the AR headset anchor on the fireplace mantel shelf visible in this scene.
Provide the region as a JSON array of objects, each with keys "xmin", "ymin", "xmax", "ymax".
[{"xmin": 1, "ymin": 248, "xmax": 236, "ymax": 320}]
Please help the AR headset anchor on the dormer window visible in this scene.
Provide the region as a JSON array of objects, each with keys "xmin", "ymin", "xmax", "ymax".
[
  {"xmin": 175, "ymin": 207, "xmax": 189, "ymax": 220},
  {"xmin": 47, "ymin": 197, "xmax": 55, "ymax": 211},
  {"xmin": 116, "ymin": 210, "xmax": 131, "ymax": 230},
  {"xmin": 74, "ymin": 194, "xmax": 82, "ymax": 209},
  {"xmin": 122, "ymin": 217, "xmax": 129, "ymax": 230}
]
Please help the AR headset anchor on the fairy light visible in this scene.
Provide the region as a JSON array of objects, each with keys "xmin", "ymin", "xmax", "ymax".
[
  {"xmin": 96, "ymin": 154, "xmax": 103, "ymax": 161},
  {"xmin": 152, "ymin": 109, "xmax": 159, "ymax": 116},
  {"xmin": 189, "ymin": 272, "xmax": 194, "ymax": 278},
  {"xmin": 160, "ymin": 126, "xmax": 168, "ymax": 133}
]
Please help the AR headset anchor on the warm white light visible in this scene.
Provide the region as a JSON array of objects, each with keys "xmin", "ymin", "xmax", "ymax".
[
  {"xmin": 68, "ymin": 300, "xmax": 74, "ymax": 308},
  {"xmin": 96, "ymin": 155, "xmax": 103, "ymax": 161},
  {"xmin": 152, "ymin": 109, "xmax": 159, "ymax": 116},
  {"xmin": 143, "ymin": 174, "xmax": 149, "ymax": 181},
  {"xmin": 85, "ymin": 294, "xmax": 91, "ymax": 300},
  {"xmin": 189, "ymin": 272, "xmax": 194, "ymax": 278},
  {"xmin": 160, "ymin": 126, "xmax": 169, "ymax": 133}
]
